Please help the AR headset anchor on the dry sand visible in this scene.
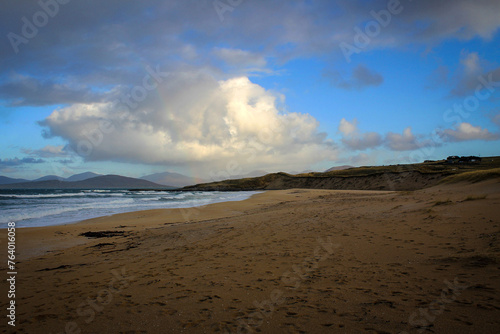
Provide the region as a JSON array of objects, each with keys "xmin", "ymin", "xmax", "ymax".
[{"xmin": 1, "ymin": 179, "xmax": 500, "ymax": 333}]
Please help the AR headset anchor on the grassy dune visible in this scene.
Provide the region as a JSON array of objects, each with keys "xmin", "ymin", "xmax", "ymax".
[
  {"xmin": 439, "ymin": 167, "xmax": 500, "ymax": 184},
  {"xmin": 183, "ymin": 156, "xmax": 500, "ymax": 191}
]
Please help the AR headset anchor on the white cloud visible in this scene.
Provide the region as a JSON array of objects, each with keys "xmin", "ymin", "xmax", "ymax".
[
  {"xmin": 447, "ymin": 50, "xmax": 500, "ymax": 97},
  {"xmin": 338, "ymin": 118, "xmax": 357, "ymax": 136},
  {"xmin": 461, "ymin": 52, "xmax": 481, "ymax": 74},
  {"xmin": 385, "ymin": 127, "xmax": 421, "ymax": 151},
  {"xmin": 450, "ymin": 51, "xmax": 484, "ymax": 96},
  {"xmin": 23, "ymin": 145, "xmax": 69, "ymax": 158},
  {"xmin": 338, "ymin": 118, "xmax": 383, "ymax": 150},
  {"xmin": 440, "ymin": 122, "xmax": 499, "ymax": 142},
  {"xmin": 41, "ymin": 74, "xmax": 336, "ymax": 175},
  {"xmin": 339, "ymin": 123, "xmax": 439, "ymax": 153}
]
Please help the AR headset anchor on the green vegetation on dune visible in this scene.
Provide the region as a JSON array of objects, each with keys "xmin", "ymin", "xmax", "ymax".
[
  {"xmin": 439, "ymin": 168, "xmax": 500, "ymax": 184},
  {"xmin": 303, "ymin": 156, "xmax": 500, "ymax": 178}
]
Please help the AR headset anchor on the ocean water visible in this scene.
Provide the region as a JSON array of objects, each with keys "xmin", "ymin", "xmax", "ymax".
[{"xmin": 0, "ymin": 189, "xmax": 260, "ymax": 228}]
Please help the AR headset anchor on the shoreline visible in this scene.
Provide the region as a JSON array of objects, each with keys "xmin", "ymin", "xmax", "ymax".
[
  {"xmin": 3, "ymin": 181, "xmax": 500, "ymax": 333},
  {"xmin": 13, "ymin": 189, "xmax": 381, "ymax": 260},
  {"xmin": 9, "ymin": 190, "xmax": 289, "ymax": 260},
  {"xmin": 0, "ymin": 189, "xmax": 262, "ymax": 230}
]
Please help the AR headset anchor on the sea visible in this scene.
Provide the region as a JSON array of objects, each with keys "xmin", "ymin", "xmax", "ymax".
[{"xmin": 0, "ymin": 189, "xmax": 260, "ymax": 228}]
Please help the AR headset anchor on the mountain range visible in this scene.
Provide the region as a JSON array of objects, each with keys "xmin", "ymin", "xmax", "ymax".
[
  {"xmin": 140, "ymin": 172, "xmax": 205, "ymax": 188},
  {"xmin": 0, "ymin": 176, "xmax": 30, "ymax": 185},
  {"xmin": 0, "ymin": 172, "xmax": 103, "ymax": 185},
  {"xmin": 0, "ymin": 169, "xmax": 273, "ymax": 188},
  {"xmin": 0, "ymin": 168, "xmax": 336, "ymax": 190},
  {"xmin": 0, "ymin": 174, "xmax": 167, "ymax": 190}
]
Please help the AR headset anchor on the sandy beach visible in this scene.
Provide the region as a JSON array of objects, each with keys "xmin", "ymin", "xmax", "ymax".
[{"xmin": 2, "ymin": 179, "xmax": 500, "ymax": 333}]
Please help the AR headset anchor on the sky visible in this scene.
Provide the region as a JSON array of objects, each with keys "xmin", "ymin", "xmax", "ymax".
[{"xmin": 1, "ymin": 0, "xmax": 500, "ymax": 180}]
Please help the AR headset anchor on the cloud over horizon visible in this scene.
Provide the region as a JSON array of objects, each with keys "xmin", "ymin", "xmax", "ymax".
[
  {"xmin": 41, "ymin": 74, "xmax": 337, "ymax": 173},
  {"xmin": 0, "ymin": 157, "xmax": 44, "ymax": 168},
  {"xmin": 338, "ymin": 120, "xmax": 438, "ymax": 153},
  {"xmin": 440, "ymin": 122, "xmax": 500, "ymax": 142},
  {"xmin": 338, "ymin": 118, "xmax": 383, "ymax": 150}
]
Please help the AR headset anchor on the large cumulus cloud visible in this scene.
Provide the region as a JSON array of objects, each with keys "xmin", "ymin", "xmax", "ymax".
[{"xmin": 40, "ymin": 73, "xmax": 336, "ymax": 173}]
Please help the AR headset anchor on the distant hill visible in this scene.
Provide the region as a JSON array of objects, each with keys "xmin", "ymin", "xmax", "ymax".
[
  {"xmin": 65, "ymin": 172, "xmax": 102, "ymax": 182},
  {"xmin": 223, "ymin": 170, "xmax": 269, "ymax": 181},
  {"xmin": 0, "ymin": 176, "xmax": 30, "ymax": 185},
  {"xmin": 325, "ymin": 165, "xmax": 354, "ymax": 172},
  {"xmin": 33, "ymin": 175, "xmax": 65, "ymax": 182},
  {"xmin": 141, "ymin": 172, "xmax": 204, "ymax": 188},
  {"xmin": 70, "ymin": 175, "xmax": 166, "ymax": 189},
  {"xmin": 0, "ymin": 175, "xmax": 167, "ymax": 190},
  {"xmin": 288, "ymin": 169, "xmax": 314, "ymax": 175}
]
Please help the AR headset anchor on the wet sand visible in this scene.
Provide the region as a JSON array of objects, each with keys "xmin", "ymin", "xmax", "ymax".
[{"xmin": 1, "ymin": 179, "xmax": 500, "ymax": 333}]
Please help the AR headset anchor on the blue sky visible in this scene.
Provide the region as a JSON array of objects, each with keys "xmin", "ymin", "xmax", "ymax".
[{"xmin": 1, "ymin": 0, "xmax": 499, "ymax": 180}]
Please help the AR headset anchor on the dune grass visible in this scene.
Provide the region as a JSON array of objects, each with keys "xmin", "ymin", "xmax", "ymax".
[{"xmin": 439, "ymin": 168, "xmax": 500, "ymax": 184}]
